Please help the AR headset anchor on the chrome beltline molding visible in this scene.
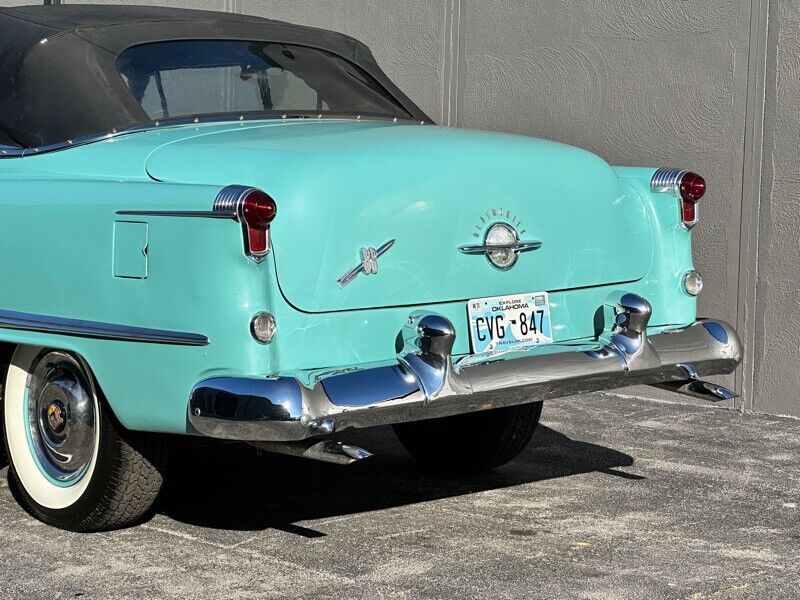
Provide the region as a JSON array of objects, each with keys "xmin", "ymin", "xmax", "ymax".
[{"xmin": 0, "ymin": 309, "xmax": 209, "ymax": 346}]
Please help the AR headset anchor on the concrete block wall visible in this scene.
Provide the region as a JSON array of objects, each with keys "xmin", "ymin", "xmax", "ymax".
[{"xmin": 4, "ymin": 1, "xmax": 794, "ymax": 416}]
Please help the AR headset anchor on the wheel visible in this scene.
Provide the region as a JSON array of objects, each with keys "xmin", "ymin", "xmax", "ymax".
[
  {"xmin": 1, "ymin": 346, "xmax": 168, "ymax": 532},
  {"xmin": 393, "ymin": 402, "xmax": 543, "ymax": 473}
]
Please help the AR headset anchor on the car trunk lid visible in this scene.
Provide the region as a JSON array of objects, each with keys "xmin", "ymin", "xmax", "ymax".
[{"xmin": 146, "ymin": 120, "xmax": 653, "ymax": 313}]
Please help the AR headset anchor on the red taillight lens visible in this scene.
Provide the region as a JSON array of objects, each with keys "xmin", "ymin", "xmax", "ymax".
[
  {"xmin": 213, "ymin": 185, "xmax": 277, "ymax": 260},
  {"xmin": 241, "ymin": 190, "xmax": 277, "ymax": 229},
  {"xmin": 246, "ymin": 226, "xmax": 269, "ymax": 255},
  {"xmin": 651, "ymin": 169, "xmax": 705, "ymax": 228},
  {"xmin": 239, "ymin": 190, "xmax": 276, "ymax": 256},
  {"xmin": 682, "ymin": 199, "xmax": 696, "ymax": 223},
  {"xmin": 679, "ymin": 172, "xmax": 704, "ymax": 227},
  {"xmin": 679, "ymin": 172, "xmax": 706, "ymax": 202}
]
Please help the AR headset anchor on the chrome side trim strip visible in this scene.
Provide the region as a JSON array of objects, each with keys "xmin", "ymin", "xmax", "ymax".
[
  {"xmin": 116, "ymin": 210, "xmax": 237, "ymax": 219},
  {"xmin": 0, "ymin": 309, "xmax": 208, "ymax": 346}
]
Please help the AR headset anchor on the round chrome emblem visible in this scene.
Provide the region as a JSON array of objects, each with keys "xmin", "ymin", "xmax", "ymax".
[
  {"xmin": 458, "ymin": 213, "xmax": 543, "ymax": 268},
  {"xmin": 484, "ymin": 222, "xmax": 520, "ymax": 270},
  {"xmin": 47, "ymin": 400, "xmax": 67, "ymax": 434}
]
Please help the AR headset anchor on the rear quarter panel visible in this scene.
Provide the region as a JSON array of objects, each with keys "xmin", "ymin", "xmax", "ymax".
[
  {"xmin": 615, "ymin": 166, "xmax": 697, "ymax": 321},
  {"xmin": 0, "ymin": 175, "xmax": 275, "ymax": 433}
]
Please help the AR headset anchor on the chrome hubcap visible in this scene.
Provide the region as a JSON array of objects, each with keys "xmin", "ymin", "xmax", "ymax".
[{"xmin": 26, "ymin": 351, "xmax": 97, "ymax": 483}]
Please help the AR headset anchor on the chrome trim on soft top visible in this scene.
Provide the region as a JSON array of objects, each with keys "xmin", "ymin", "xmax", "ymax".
[
  {"xmin": 0, "ymin": 113, "xmax": 433, "ymax": 159},
  {"xmin": 0, "ymin": 309, "xmax": 208, "ymax": 346}
]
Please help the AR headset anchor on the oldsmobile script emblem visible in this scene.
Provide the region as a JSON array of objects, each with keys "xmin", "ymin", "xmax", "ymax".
[
  {"xmin": 458, "ymin": 210, "xmax": 542, "ymax": 270},
  {"xmin": 338, "ymin": 239, "xmax": 396, "ymax": 287}
]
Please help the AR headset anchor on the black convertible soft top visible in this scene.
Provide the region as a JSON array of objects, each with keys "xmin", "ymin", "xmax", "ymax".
[{"xmin": 0, "ymin": 5, "xmax": 429, "ymax": 149}]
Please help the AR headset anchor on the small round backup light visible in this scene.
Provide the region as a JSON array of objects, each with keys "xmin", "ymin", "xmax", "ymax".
[
  {"xmin": 683, "ymin": 270, "xmax": 704, "ymax": 296},
  {"xmin": 251, "ymin": 312, "xmax": 277, "ymax": 343},
  {"xmin": 679, "ymin": 172, "xmax": 706, "ymax": 202}
]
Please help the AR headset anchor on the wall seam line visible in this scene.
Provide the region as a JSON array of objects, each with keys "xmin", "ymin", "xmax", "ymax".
[
  {"xmin": 736, "ymin": 0, "xmax": 769, "ymax": 412},
  {"xmin": 441, "ymin": 0, "xmax": 462, "ymax": 126},
  {"xmin": 225, "ymin": 0, "xmax": 243, "ymax": 14}
]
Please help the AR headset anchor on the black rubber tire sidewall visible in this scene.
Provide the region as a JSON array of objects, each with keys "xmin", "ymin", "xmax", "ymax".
[{"xmin": 393, "ymin": 401, "xmax": 544, "ymax": 473}]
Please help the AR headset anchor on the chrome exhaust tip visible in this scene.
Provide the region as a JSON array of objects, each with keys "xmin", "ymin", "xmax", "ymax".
[
  {"xmin": 651, "ymin": 364, "xmax": 738, "ymax": 402},
  {"xmin": 653, "ymin": 379, "xmax": 737, "ymax": 402},
  {"xmin": 251, "ymin": 439, "xmax": 373, "ymax": 465}
]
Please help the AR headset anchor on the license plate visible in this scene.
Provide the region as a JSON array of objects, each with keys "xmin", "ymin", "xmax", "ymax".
[{"xmin": 468, "ymin": 292, "xmax": 553, "ymax": 354}]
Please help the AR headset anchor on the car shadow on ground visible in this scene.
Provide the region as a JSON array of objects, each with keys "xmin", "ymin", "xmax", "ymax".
[{"xmin": 157, "ymin": 425, "xmax": 643, "ymax": 536}]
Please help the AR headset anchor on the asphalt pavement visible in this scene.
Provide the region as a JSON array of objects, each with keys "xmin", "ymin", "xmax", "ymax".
[{"xmin": 1, "ymin": 392, "xmax": 798, "ymax": 599}]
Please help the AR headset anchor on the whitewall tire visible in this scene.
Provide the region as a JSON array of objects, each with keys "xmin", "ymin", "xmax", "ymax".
[{"xmin": 1, "ymin": 346, "xmax": 168, "ymax": 531}]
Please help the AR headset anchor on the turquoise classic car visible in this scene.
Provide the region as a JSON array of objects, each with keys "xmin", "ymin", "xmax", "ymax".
[{"xmin": 0, "ymin": 5, "xmax": 742, "ymax": 532}]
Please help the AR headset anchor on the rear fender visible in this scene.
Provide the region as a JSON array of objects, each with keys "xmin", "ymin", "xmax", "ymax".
[
  {"xmin": 0, "ymin": 179, "xmax": 276, "ymax": 433},
  {"xmin": 614, "ymin": 166, "xmax": 696, "ymax": 324}
]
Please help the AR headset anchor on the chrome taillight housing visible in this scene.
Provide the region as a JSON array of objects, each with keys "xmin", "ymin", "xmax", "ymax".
[
  {"xmin": 650, "ymin": 168, "xmax": 706, "ymax": 229},
  {"xmin": 214, "ymin": 185, "xmax": 277, "ymax": 260}
]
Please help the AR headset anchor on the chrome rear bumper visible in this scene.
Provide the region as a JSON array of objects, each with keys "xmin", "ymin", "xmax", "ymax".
[{"xmin": 188, "ymin": 293, "xmax": 742, "ymax": 442}]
